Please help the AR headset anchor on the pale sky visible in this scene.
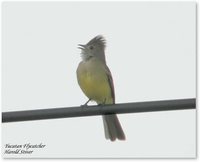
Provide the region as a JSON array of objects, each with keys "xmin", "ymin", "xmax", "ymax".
[{"xmin": 2, "ymin": 1, "xmax": 196, "ymax": 158}]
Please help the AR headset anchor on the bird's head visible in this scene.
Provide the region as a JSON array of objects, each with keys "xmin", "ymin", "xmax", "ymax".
[{"xmin": 78, "ymin": 35, "xmax": 106, "ymax": 62}]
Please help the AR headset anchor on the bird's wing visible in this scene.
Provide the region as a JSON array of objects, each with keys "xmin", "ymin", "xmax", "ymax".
[{"xmin": 104, "ymin": 65, "xmax": 115, "ymax": 104}]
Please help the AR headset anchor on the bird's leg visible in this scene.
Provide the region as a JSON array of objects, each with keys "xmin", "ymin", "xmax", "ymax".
[
  {"xmin": 103, "ymin": 98, "xmax": 107, "ymax": 105},
  {"xmin": 81, "ymin": 98, "xmax": 91, "ymax": 107}
]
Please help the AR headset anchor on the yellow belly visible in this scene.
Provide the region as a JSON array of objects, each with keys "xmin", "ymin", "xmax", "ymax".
[{"xmin": 77, "ymin": 59, "xmax": 113, "ymax": 104}]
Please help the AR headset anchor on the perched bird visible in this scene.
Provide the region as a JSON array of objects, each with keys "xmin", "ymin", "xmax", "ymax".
[{"xmin": 76, "ymin": 35, "xmax": 125, "ymax": 141}]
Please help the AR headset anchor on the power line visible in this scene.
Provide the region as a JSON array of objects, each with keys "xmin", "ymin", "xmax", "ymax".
[{"xmin": 2, "ymin": 98, "xmax": 195, "ymax": 123}]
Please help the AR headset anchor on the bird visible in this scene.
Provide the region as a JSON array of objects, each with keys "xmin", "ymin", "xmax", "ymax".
[{"xmin": 76, "ymin": 35, "xmax": 125, "ymax": 141}]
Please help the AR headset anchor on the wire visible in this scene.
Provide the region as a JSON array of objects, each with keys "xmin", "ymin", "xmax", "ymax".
[{"xmin": 2, "ymin": 98, "xmax": 195, "ymax": 123}]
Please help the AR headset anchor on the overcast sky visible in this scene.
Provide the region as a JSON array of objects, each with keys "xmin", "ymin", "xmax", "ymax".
[{"xmin": 2, "ymin": 1, "xmax": 196, "ymax": 158}]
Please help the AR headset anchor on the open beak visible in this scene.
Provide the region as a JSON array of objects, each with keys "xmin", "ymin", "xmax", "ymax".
[{"xmin": 78, "ymin": 44, "xmax": 86, "ymax": 50}]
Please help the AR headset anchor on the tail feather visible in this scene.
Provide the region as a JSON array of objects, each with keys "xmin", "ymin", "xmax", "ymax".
[{"xmin": 102, "ymin": 114, "xmax": 125, "ymax": 141}]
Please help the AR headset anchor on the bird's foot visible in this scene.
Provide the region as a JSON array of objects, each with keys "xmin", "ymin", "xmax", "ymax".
[{"xmin": 81, "ymin": 99, "xmax": 91, "ymax": 107}]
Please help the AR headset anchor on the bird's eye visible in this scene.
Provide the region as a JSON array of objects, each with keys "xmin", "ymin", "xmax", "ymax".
[{"xmin": 89, "ymin": 46, "xmax": 94, "ymax": 50}]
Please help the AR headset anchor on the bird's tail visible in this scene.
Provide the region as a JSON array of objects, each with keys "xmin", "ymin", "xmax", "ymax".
[{"xmin": 102, "ymin": 114, "xmax": 126, "ymax": 141}]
